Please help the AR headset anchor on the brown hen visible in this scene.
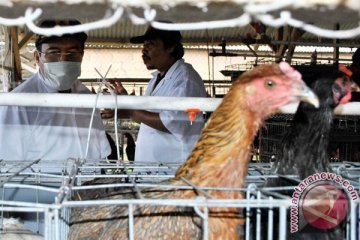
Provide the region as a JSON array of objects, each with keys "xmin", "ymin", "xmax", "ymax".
[{"xmin": 68, "ymin": 62, "xmax": 318, "ymax": 240}]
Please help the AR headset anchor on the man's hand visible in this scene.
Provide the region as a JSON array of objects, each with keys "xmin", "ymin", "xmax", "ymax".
[
  {"xmin": 101, "ymin": 108, "xmax": 115, "ymax": 119},
  {"xmin": 101, "ymin": 109, "xmax": 132, "ymax": 119},
  {"xmin": 101, "ymin": 80, "xmax": 130, "ymax": 119},
  {"xmin": 109, "ymin": 80, "xmax": 128, "ymax": 95}
]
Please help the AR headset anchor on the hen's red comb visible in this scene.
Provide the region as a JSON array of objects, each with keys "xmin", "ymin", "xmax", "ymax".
[{"xmin": 339, "ymin": 64, "xmax": 352, "ymax": 77}]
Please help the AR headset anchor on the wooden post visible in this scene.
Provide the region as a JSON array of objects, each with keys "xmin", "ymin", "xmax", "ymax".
[
  {"xmin": 8, "ymin": 26, "xmax": 22, "ymax": 82},
  {"xmin": 286, "ymin": 28, "xmax": 305, "ymax": 64},
  {"xmin": 333, "ymin": 23, "xmax": 340, "ymax": 66}
]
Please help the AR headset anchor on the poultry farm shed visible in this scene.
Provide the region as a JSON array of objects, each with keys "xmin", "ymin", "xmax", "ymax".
[{"xmin": 0, "ymin": 0, "xmax": 360, "ymax": 240}]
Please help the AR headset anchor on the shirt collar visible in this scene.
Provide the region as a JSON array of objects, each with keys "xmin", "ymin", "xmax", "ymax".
[{"xmin": 151, "ymin": 59, "xmax": 184, "ymax": 79}]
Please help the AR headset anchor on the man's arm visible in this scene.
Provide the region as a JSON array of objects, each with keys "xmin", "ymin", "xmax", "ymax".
[
  {"xmin": 128, "ymin": 110, "xmax": 169, "ymax": 133},
  {"xmin": 104, "ymin": 80, "xmax": 170, "ymax": 133}
]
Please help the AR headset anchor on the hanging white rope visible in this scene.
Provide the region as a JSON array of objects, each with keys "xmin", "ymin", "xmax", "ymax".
[
  {"xmin": 0, "ymin": 1, "xmax": 358, "ymax": 39},
  {"xmin": 0, "ymin": 7, "xmax": 41, "ymax": 26},
  {"xmin": 84, "ymin": 65, "xmax": 112, "ymax": 159},
  {"xmin": 0, "ymin": 25, "xmax": 6, "ymax": 92},
  {"xmin": 25, "ymin": 7, "xmax": 124, "ymax": 36}
]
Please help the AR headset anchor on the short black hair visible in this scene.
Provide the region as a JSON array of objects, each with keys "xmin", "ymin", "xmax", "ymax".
[
  {"xmin": 163, "ymin": 40, "xmax": 184, "ymax": 60},
  {"xmin": 35, "ymin": 19, "xmax": 88, "ymax": 51}
]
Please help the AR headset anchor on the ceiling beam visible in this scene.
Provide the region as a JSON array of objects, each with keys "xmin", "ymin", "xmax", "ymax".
[
  {"xmin": 275, "ymin": 26, "xmax": 291, "ymax": 63},
  {"xmin": 269, "ymin": 40, "xmax": 360, "ymax": 48},
  {"xmin": 19, "ymin": 32, "xmax": 34, "ymax": 49},
  {"xmin": 285, "ymin": 28, "xmax": 306, "ymax": 64}
]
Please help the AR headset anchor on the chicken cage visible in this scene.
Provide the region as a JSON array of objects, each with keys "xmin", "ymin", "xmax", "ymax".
[
  {"xmin": 0, "ymin": 159, "xmax": 359, "ymax": 240},
  {"xmin": 258, "ymin": 114, "xmax": 360, "ymax": 163}
]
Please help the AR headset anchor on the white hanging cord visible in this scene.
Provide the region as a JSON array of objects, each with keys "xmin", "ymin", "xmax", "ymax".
[
  {"xmin": 0, "ymin": 7, "xmax": 41, "ymax": 26},
  {"xmin": 210, "ymin": 32, "xmax": 215, "ymax": 96},
  {"xmin": 255, "ymin": 11, "xmax": 360, "ymax": 39},
  {"xmin": 143, "ymin": 7, "xmax": 157, "ymax": 22},
  {"xmin": 127, "ymin": 11, "xmax": 149, "ymax": 25},
  {"xmin": 0, "ymin": 2, "xmax": 357, "ymax": 39},
  {"xmin": 94, "ymin": 68, "xmax": 134, "ymax": 181},
  {"xmin": 244, "ymin": 0, "xmax": 296, "ymax": 13},
  {"xmin": 114, "ymin": 94, "xmax": 120, "ymax": 161},
  {"xmin": 205, "ymin": 29, "xmax": 211, "ymax": 94},
  {"xmin": 150, "ymin": 13, "xmax": 252, "ymax": 30},
  {"xmin": 149, "ymin": 10, "xmax": 360, "ymax": 39},
  {"xmin": 8, "ymin": 27, "xmax": 13, "ymax": 90},
  {"xmin": 93, "ymin": 66, "xmax": 121, "ymax": 161},
  {"xmin": 134, "ymin": 2, "xmax": 360, "ymax": 39},
  {"xmin": 25, "ymin": 7, "xmax": 124, "ymax": 36},
  {"xmin": 0, "ymin": 25, "xmax": 6, "ymax": 92},
  {"xmin": 85, "ymin": 65, "xmax": 112, "ymax": 159},
  {"xmin": 127, "ymin": 4, "xmax": 155, "ymax": 25}
]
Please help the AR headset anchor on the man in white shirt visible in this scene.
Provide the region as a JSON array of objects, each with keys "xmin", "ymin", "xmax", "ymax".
[
  {"xmin": 0, "ymin": 19, "xmax": 111, "ymax": 164},
  {"xmin": 110, "ymin": 25, "xmax": 207, "ymax": 164}
]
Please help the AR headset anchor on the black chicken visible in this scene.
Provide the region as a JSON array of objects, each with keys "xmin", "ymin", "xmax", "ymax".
[
  {"xmin": 262, "ymin": 68, "xmax": 352, "ymax": 240},
  {"xmin": 271, "ymin": 69, "xmax": 352, "ymax": 181}
]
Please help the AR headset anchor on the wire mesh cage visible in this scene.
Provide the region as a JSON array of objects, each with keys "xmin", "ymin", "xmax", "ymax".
[
  {"xmin": 331, "ymin": 116, "xmax": 360, "ymax": 162},
  {"xmin": 0, "ymin": 160, "xmax": 359, "ymax": 240},
  {"xmin": 258, "ymin": 114, "xmax": 293, "ymax": 163},
  {"xmin": 258, "ymin": 114, "xmax": 360, "ymax": 163}
]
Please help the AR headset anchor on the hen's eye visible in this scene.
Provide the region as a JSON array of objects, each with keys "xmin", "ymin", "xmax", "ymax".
[{"xmin": 265, "ymin": 79, "xmax": 276, "ymax": 89}]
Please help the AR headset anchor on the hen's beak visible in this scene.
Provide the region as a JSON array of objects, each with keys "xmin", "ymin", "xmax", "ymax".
[{"xmin": 293, "ymin": 83, "xmax": 319, "ymax": 108}]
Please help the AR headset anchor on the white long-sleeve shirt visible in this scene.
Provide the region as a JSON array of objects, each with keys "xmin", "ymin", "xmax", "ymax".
[
  {"xmin": 0, "ymin": 72, "xmax": 111, "ymax": 162},
  {"xmin": 135, "ymin": 59, "xmax": 207, "ymax": 164}
]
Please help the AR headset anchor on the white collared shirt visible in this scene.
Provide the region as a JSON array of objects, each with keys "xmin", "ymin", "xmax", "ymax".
[
  {"xmin": 0, "ymin": 72, "xmax": 111, "ymax": 163},
  {"xmin": 135, "ymin": 59, "xmax": 207, "ymax": 164}
]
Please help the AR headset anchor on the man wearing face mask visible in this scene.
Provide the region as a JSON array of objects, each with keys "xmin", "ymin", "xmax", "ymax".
[{"xmin": 0, "ymin": 19, "xmax": 111, "ymax": 164}]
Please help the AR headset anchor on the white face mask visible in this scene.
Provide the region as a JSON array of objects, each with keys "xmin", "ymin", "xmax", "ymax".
[{"xmin": 42, "ymin": 61, "xmax": 81, "ymax": 91}]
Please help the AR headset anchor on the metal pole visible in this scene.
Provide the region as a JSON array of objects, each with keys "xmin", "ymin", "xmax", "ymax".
[{"xmin": 0, "ymin": 93, "xmax": 359, "ymax": 115}]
